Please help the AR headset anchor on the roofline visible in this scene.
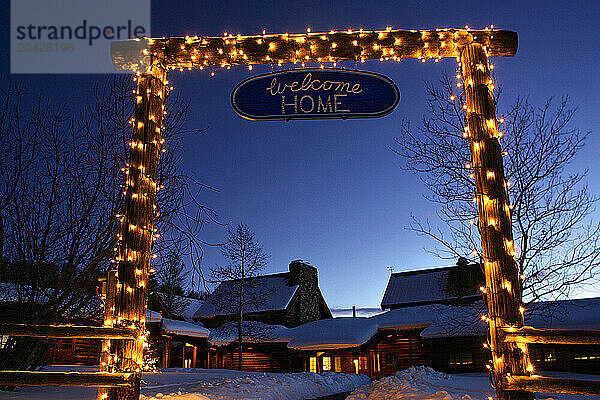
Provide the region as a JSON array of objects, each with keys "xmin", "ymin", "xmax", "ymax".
[
  {"xmin": 381, "ymin": 295, "xmax": 481, "ymax": 310},
  {"xmin": 195, "ymin": 308, "xmax": 289, "ymax": 320},
  {"xmin": 389, "ymin": 263, "xmax": 479, "ymax": 277},
  {"xmin": 289, "ymin": 323, "xmax": 430, "ymax": 350},
  {"xmin": 216, "ymin": 271, "xmax": 290, "ymax": 284}
]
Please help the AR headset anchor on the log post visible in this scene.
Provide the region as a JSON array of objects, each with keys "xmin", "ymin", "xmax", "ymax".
[
  {"xmin": 98, "ymin": 270, "xmax": 117, "ymax": 400},
  {"xmin": 99, "ymin": 63, "xmax": 167, "ymax": 400},
  {"xmin": 460, "ymin": 43, "xmax": 534, "ymax": 400}
]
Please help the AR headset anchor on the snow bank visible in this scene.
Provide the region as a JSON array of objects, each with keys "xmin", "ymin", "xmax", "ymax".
[
  {"xmin": 347, "ymin": 367, "xmax": 600, "ymax": 400},
  {"xmin": 141, "ymin": 369, "xmax": 371, "ymax": 400},
  {"xmin": 347, "ymin": 366, "xmax": 462, "ymax": 400}
]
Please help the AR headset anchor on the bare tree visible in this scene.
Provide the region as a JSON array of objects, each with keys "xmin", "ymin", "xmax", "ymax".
[
  {"xmin": 392, "ymin": 73, "xmax": 600, "ymax": 308},
  {"xmin": 210, "ymin": 223, "xmax": 270, "ymax": 370},
  {"xmin": 0, "ymin": 76, "xmax": 215, "ymax": 378},
  {"xmin": 156, "ymin": 248, "xmax": 189, "ymax": 317}
]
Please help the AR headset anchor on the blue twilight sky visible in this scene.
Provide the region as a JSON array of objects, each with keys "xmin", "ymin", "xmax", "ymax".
[{"xmin": 2, "ymin": 0, "xmax": 600, "ymax": 309}]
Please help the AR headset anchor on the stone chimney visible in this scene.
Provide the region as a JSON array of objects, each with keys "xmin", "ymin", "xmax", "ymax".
[
  {"xmin": 288, "ymin": 260, "xmax": 321, "ymax": 325},
  {"xmin": 288, "ymin": 259, "xmax": 318, "ymax": 287}
]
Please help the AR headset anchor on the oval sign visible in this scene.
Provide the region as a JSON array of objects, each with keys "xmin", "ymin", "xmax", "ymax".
[{"xmin": 231, "ymin": 68, "xmax": 400, "ymax": 121}]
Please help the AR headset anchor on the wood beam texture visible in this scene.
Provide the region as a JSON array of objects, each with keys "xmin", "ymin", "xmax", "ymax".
[{"xmin": 111, "ymin": 28, "xmax": 517, "ymax": 71}]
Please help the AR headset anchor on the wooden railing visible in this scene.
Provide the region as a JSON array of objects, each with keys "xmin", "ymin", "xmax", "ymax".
[
  {"xmin": 0, "ymin": 322, "xmax": 138, "ymax": 389},
  {"xmin": 502, "ymin": 375, "xmax": 600, "ymax": 396},
  {"xmin": 500, "ymin": 326, "xmax": 600, "ymax": 395},
  {"xmin": 0, "ymin": 371, "xmax": 135, "ymax": 388},
  {"xmin": 0, "ymin": 324, "xmax": 140, "ymax": 340},
  {"xmin": 499, "ymin": 326, "xmax": 600, "ymax": 346}
]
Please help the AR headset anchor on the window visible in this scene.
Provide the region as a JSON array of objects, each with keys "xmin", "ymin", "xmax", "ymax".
[
  {"xmin": 322, "ymin": 356, "xmax": 331, "ymax": 371},
  {"xmin": 59, "ymin": 339, "xmax": 74, "ymax": 350},
  {"xmin": 449, "ymin": 351, "xmax": 473, "ymax": 366},
  {"xmin": 530, "ymin": 347, "xmax": 556, "ymax": 362},
  {"xmin": 334, "ymin": 357, "xmax": 342, "ymax": 372},
  {"xmin": 309, "ymin": 357, "xmax": 317, "ymax": 373},
  {"xmin": 383, "ymin": 353, "xmax": 396, "ymax": 366},
  {"xmin": 359, "ymin": 356, "xmax": 368, "ymax": 370},
  {"xmin": 0, "ymin": 335, "xmax": 10, "ymax": 349},
  {"xmin": 574, "ymin": 350, "xmax": 600, "ymax": 360},
  {"xmin": 543, "ymin": 348, "xmax": 556, "ymax": 362}
]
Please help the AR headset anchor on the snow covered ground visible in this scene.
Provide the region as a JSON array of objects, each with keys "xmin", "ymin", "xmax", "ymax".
[
  {"xmin": 140, "ymin": 369, "xmax": 371, "ymax": 400},
  {"xmin": 1, "ymin": 366, "xmax": 599, "ymax": 400},
  {"xmin": 0, "ymin": 367, "xmax": 370, "ymax": 400},
  {"xmin": 346, "ymin": 366, "xmax": 600, "ymax": 400}
]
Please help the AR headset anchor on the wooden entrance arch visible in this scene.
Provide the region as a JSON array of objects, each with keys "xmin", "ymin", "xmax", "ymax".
[
  {"xmin": 102, "ymin": 27, "xmax": 598, "ymax": 400},
  {"xmin": 108, "ymin": 27, "xmax": 528, "ymax": 400}
]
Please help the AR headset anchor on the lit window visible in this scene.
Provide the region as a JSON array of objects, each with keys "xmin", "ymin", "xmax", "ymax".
[
  {"xmin": 309, "ymin": 357, "xmax": 317, "ymax": 373},
  {"xmin": 544, "ymin": 350, "xmax": 556, "ymax": 362},
  {"xmin": 359, "ymin": 356, "xmax": 368, "ymax": 370},
  {"xmin": 322, "ymin": 356, "xmax": 331, "ymax": 371},
  {"xmin": 574, "ymin": 350, "xmax": 599, "ymax": 360},
  {"xmin": 530, "ymin": 347, "xmax": 556, "ymax": 362},
  {"xmin": 449, "ymin": 352, "xmax": 473, "ymax": 366},
  {"xmin": 334, "ymin": 357, "xmax": 342, "ymax": 372},
  {"xmin": 0, "ymin": 335, "xmax": 9, "ymax": 349}
]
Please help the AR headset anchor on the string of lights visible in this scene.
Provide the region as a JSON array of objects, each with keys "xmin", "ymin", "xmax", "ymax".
[
  {"xmin": 110, "ymin": 26, "xmax": 517, "ymax": 73},
  {"xmin": 98, "ymin": 65, "xmax": 168, "ymax": 400},
  {"xmin": 455, "ymin": 42, "xmax": 533, "ymax": 397}
]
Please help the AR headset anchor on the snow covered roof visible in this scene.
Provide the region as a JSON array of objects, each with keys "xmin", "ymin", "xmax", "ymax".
[
  {"xmin": 146, "ymin": 309, "xmax": 163, "ymax": 323},
  {"xmin": 287, "ymin": 318, "xmax": 380, "ymax": 350},
  {"xmin": 207, "ymin": 297, "xmax": 600, "ymax": 349},
  {"xmin": 330, "ymin": 307, "xmax": 385, "ymax": 318},
  {"xmin": 419, "ymin": 297, "xmax": 600, "ymax": 339},
  {"xmin": 209, "ymin": 320, "xmax": 295, "ymax": 346},
  {"xmin": 380, "ymin": 263, "xmax": 482, "ymax": 309},
  {"xmin": 525, "ymin": 298, "xmax": 600, "ymax": 331},
  {"xmin": 194, "ymin": 273, "xmax": 299, "ymax": 319},
  {"xmin": 416, "ymin": 303, "xmax": 486, "ymax": 339},
  {"xmin": 288, "ymin": 297, "xmax": 600, "ymax": 347},
  {"xmin": 176, "ymin": 296, "xmax": 204, "ymax": 322},
  {"xmin": 287, "ymin": 307, "xmax": 436, "ymax": 350},
  {"xmin": 162, "ymin": 318, "xmax": 209, "ymax": 338}
]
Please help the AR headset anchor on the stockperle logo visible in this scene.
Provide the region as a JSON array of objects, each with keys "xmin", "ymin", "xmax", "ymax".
[{"xmin": 11, "ymin": 0, "xmax": 150, "ymax": 74}]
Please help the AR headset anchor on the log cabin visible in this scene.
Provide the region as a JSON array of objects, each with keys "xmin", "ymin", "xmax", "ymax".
[
  {"xmin": 194, "ymin": 260, "xmax": 332, "ymax": 328},
  {"xmin": 41, "ymin": 308, "xmax": 211, "ymax": 368},
  {"xmin": 203, "ymin": 259, "xmax": 600, "ymax": 378},
  {"xmin": 0, "ymin": 281, "xmax": 211, "ymax": 368},
  {"xmin": 146, "ymin": 310, "xmax": 210, "ymax": 368},
  {"xmin": 4, "ymin": 259, "xmax": 600, "ymax": 376},
  {"xmin": 381, "ymin": 257, "xmax": 483, "ymax": 310},
  {"xmin": 204, "ymin": 297, "xmax": 600, "ymax": 378}
]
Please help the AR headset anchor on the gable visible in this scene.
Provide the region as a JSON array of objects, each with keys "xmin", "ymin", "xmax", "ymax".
[
  {"xmin": 194, "ymin": 273, "xmax": 299, "ymax": 319},
  {"xmin": 286, "ymin": 282, "xmax": 333, "ymax": 321},
  {"xmin": 381, "ymin": 262, "xmax": 483, "ymax": 309}
]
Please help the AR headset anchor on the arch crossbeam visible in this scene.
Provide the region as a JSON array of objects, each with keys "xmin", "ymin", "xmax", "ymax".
[{"xmin": 110, "ymin": 28, "xmax": 517, "ymax": 72}]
